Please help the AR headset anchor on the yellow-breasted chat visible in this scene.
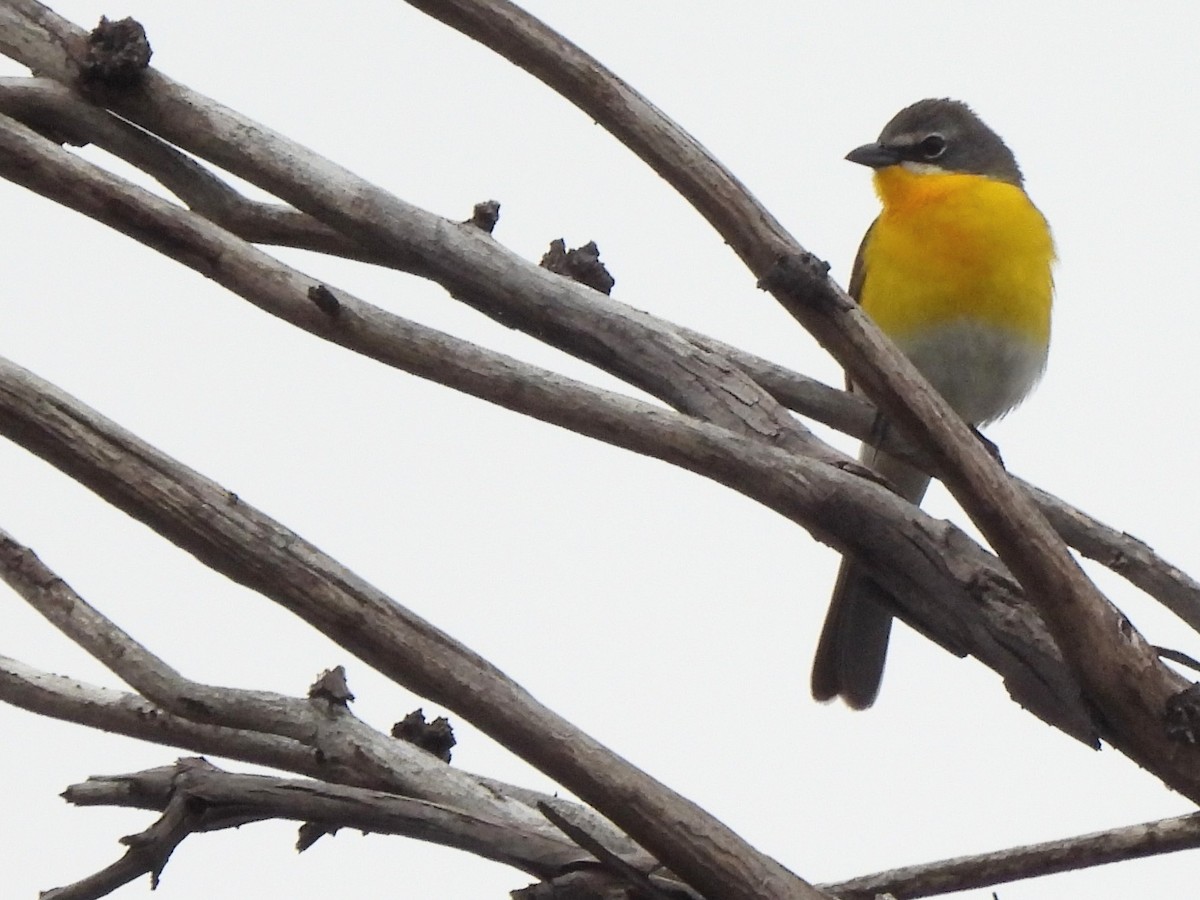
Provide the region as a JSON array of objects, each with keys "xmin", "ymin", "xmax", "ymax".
[{"xmin": 811, "ymin": 98, "xmax": 1056, "ymax": 709}]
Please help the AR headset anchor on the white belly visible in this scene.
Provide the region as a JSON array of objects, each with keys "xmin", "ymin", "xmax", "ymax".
[{"xmin": 893, "ymin": 320, "xmax": 1049, "ymax": 425}]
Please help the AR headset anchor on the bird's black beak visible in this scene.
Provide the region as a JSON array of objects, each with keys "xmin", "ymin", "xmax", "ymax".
[{"xmin": 845, "ymin": 142, "xmax": 901, "ymax": 169}]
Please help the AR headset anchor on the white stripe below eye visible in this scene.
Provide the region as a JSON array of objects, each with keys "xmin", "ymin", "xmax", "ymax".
[{"xmin": 900, "ymin": 161, "xmax": 947, "ymax": 174}]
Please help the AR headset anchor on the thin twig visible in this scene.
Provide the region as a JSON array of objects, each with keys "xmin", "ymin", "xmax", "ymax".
[
  {"xmin": 538, "ymin": 802, "xmax": 689, "ymax": 899},
  {"xmin": 821, "ymin": 812, "xmax": 1200, "ymax": 899}
]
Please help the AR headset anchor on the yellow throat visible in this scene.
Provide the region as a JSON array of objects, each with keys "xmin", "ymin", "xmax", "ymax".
[{"xmin": 861, "ymin": 165, "xmax": 1055, "ymax": 346}]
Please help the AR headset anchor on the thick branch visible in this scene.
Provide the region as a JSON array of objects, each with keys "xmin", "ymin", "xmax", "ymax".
[
  {"xmin": 0, "ymin": 70, "xmax": 1112, "ymax": 747},
  {"xmin": 0, "ymin": 340, "xmax": 1095, "ymax": 739},
  {"xmin": 5, "ymin": 75, "xmax": 1188, "ymax": 647},
  {"xmin": 704, "ymin": 339, "xmax": 1200, "ymax": 635},
  {"xmin": 0, "ymin": 527, "xmax": 552, "ymax": 828},
  {"xmin": 1, "ymin": 74, "xmax": 1190, "ymax": 657},
  {"xmin": 398, "ymin": 0, "xmax": 1197, "ymax": 801},
  {"xmin": 0, "ymin": 2, "xmax": 1186, "ymax": 892},
  {"xmin": 0, "ymin": 76, "xmax": 389, "ymax": 263},
  {"xmin": 0, "ymin": 97, "xmax": 1095, "ymax": 744},
  {"xmin": 13, "ymin": 74, "xmax": 1196, "ymax": 651},
  {"xmin": 0, "ymin": 75, "xmax": 832, "ymax": 471},
  {"xmin": 0, "ymin": 344, "xmax": 1093, "ymax": 900}
]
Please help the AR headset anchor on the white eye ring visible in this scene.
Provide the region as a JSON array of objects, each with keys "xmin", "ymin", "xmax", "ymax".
[{"xmin": 919, "ymin": 133, "xmax": 947, "ymax": 159}]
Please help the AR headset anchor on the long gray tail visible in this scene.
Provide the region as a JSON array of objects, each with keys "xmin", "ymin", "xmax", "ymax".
[{"xmin": 810, "ymin": 446, "xmax": 930, "ymax": 708}]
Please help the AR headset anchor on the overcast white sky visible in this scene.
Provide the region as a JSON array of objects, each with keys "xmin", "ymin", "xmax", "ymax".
[{"xmin": 3, "ymin": 2, "xmax": 1200, "ymax": 898}]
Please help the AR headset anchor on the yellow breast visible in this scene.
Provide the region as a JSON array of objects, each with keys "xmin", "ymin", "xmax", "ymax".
[{"xmin": 860, "ymin": 166, "xmax": 1055, "ymax": 346}]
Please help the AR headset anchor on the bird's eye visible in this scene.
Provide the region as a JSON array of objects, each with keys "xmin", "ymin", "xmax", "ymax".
[{"xmin": 919, "ymin": 133, "xmax": 947, "ymax": 159}]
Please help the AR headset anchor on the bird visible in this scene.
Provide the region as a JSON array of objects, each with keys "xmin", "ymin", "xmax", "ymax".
[{"xmin": 811, "ymin": 98, "xmax": 1056, "ymax": 709}]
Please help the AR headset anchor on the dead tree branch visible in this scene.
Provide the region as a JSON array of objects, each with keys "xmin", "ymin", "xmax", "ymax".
[
  {"xmin": 0, "ymin": 1, "xmax": 1197, "ymax": 897},
  {"xmin": 0, "ymin": 78, "xmax": 1092, "ymax": 747},
  {"xmin": 820, "ymin": 812, "xmax": 1200, "ymax": 899},
  {"xmin": 398, "ymin": 0, "xmax": 1195, "ymax": 803},
  {"xmin": 0, "ymin": 77, "xmax": 1189, "ymax": 649},
  {"xmin": 47, "ymin": 758, "xmax": 637, "ymax": 898}
]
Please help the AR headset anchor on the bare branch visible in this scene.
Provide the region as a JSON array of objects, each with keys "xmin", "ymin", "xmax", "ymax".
[
  {"xmin": 0, "ymin": 105, "xmax": 831, "ymax": 477},
  {"xmin": 0, "ymin": 76, "xmax": 388, "ymax": 262},
  {"xmin": 820, "ymin": 812, "xmax": 1200, "ymax": 899},
  {"xmin": 0, "ymin": 653, "xmax": 650, "ymax": 864},
  {"xmin": 1027, "ymin": 484, "xmax": 1200, "ymax": 634},
  {"xmin": 538, "ymin": 801, "xmax": 686, "ymax": 899},
  {"xmin": 702, "ymin": 338, "xmax": 1200, "ymax": 635},
  {"xmin": 44, "ymin": 767, "xmax": 203, "ymax": 900},
  {"xmin": 0, "ymin": 354, "xmax": 840, "ymax": 896},
  {"xmin": 54, "ymin": 758, "xmax": 606, "ymax": 892},
  {"xmin": 0, "ymin": 654, "xmax": 321, "ymax": 769},
  {"xmin": 0, "ymin": 2, "xmax": 1193, "ymax": 894},
  {"xmin": 396, "ymin": 0, "xmax": 1196, "ymax": 803},
  {"xmin": 0, "ymin": 51, "xmax": 1113, "ymax": 900},
  {"xmin": 0, "ymin": 528, "xmax": 551, "ymax": 829},
  {"xmin": 0, "ymin": 346, "xmax": 1095, "ymax": 742},
  {"xmin": 6, "ymin": 71, "xmax": 1186, "ymax": 651},
  {"xmin": 4, "ymin": 62, "xmax": 1191, "ymax": 664},
  {"xmin": 0, "ymin": 95, "xmax": 1094, "ymax": 747}
]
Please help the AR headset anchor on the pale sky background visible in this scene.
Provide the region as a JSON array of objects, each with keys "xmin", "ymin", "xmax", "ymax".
[{"xmin": 2, "ymin": 2, "xmax": 1199, "ymax": 898}]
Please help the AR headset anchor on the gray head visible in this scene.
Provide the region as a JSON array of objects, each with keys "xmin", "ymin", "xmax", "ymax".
[{"xmin": 846, "ymin": 98, "xmax": 1023, "ymax": 186}]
